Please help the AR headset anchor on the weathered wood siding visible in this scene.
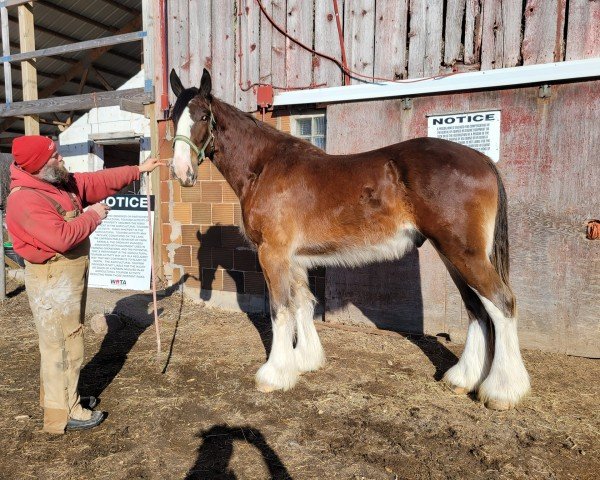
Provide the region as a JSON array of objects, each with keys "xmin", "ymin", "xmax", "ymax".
[
  {"xmin": 325, "ymin": 81, "xmax": 600, "ymax": 357},
  {"xmin": 161, "ymin": 0, "xmax": 600, "ymax": 112}
]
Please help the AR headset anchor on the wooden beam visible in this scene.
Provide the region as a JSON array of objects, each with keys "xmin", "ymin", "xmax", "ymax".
[
  {"xmin": 141, "ymin": 0, "xmax": 154, "ymax": 93},
  {"xmin": 2, "ymin": 31, "xmax": 146, "ymax": 64},
  {"xmin": 0, "ymin": 0, "xmax": 35, "ymax": 8},
  {"xmin": 90, "ymin": 66, "xmax": 113, "ymax": 90},
  {"xmin": 0, "ymin": 88, "xmax": 153, "ymax": 117},
  {"xmin": 1, "ymin": 6, "xmax": 12, "ymax": 104},
  {"xmin": 18, "ymin": 1, "xmax": 38, "ymax": 134},
  {"xmin": 7, "ymin": 15, "xmax": 141, "ymax": 65}
]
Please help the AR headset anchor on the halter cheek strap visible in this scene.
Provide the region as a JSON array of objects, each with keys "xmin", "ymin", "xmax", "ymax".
[{"xmin": 172, "ymin": 105, "xmax": 216, "ymax": 166}]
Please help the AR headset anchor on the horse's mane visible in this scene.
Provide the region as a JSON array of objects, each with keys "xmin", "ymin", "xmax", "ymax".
[{"xmin": 212, "ymin": 96, "xmax": 325, "ymax": 155}]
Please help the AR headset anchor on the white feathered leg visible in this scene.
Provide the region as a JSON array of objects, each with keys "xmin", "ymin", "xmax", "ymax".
[
  {"xmin": 255, "ymin": 304, "xmax": 299, "ymax": 392},
  {"xmin": 443, "ymin": 317, "xmax": 492, "ymax": 394},
  {"xmin": 291, "ymin": 267, "xmax": 325, "ymax": 372},
  {"xmin": 476, "ymin": 296, "xmax": 530, "ymax": 410}
]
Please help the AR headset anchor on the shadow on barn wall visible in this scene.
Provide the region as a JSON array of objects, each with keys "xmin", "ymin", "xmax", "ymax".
[{"xmin": 185, "ymin": 424, "xmax": 292, "ymax": 480}]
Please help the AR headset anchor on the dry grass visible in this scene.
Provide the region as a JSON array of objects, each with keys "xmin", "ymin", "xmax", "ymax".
[{"xmin": 0, "ymin": 277, "xmax": 598, "ymax": 480}]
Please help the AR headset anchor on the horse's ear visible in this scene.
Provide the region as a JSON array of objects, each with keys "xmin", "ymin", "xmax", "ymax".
[
  {"xmin": 199, "ymin": 68, "xmax": 212, "ymax": 98},
  {"xmin": 170, "ymin": 69, "xmax": 184, "ymax": 97}
]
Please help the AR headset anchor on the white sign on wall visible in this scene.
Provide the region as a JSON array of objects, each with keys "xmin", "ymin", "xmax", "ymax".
[
  {"xmin": 89, "ymin": 194, "xmax": 154, "ymax": 290},
  {"xmin": 427, "ymin": 110, "xmax": 501, "ymax": 162}
]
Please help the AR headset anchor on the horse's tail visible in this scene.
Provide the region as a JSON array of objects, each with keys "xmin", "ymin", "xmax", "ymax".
[{"xmin": 490, "ymin": 165, "xmax": 510, "ymax": 288}]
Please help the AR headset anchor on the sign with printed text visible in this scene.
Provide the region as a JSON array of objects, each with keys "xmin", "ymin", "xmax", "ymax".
[
  {"xmin": 88, "ymin": 194, "xmax": 155, "ymax": 290},
  {"xmin": 427, "ymin": 110, "xmax": 501, "ymax": 162}
]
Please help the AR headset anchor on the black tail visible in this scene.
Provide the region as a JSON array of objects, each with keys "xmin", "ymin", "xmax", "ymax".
[{"xmin": 490, "ymin": 168, "xmax": 510, "ymax": 287}]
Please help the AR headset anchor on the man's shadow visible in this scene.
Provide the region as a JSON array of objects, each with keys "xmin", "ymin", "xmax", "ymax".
[
  {"xmin": 79, "ymin": 276, "xmax": 188, "ymax": 398},
  {"xmin": 197, "ymin": 225, "xmax": 456, "ymax": 380},
  {"xmin": 185, "ymin": 424, "xmax": 292, "ymax": 480}
]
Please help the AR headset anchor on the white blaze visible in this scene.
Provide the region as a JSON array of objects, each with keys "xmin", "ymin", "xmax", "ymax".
[{"xmin": 172, "ymin": 106, "xmax": 195, "ymax": 182}]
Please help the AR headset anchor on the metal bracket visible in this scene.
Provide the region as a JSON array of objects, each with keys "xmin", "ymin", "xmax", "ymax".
[
  {"xmin": 401, "ymin": 98, "xmax": 413, "ymax": 110},
  {"xmin": 538, "ymin": 84, "xmax": 551, "ymax": 98}
]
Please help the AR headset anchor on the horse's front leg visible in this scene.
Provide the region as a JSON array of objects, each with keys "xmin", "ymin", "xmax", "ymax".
[
  {"xmin": 255, "ymin": 244, "xmax": 299, "ymax": 392},
  {"xmin": 291, "ymin": 264, "xmax": 326, "ymax": 373}
]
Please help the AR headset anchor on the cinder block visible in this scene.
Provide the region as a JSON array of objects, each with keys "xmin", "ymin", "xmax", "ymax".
[
  {"xmin": 191, "ymin": 203, "xmax": 212, "ymax": 224},
  {"xmin": 223, "ymin": 270, "xmax": 245, "ymax": 293},
  {"xmin": 181, "ymin": 225, "xmax": 201, "ymax": 246},
  {"xmin": 212, "ymin": 204, "xmax": 234, "ymax": 225},
  {"xmin": 244, "ymin": 271, "xmax": 266, "ymax": 295},
  {"xmin": 172, "ymin": 203, "xmax": 192, "ymax": 224},
  {"xmin": 202, "ymin": 268, "xmax": 223, "ymax": 291},
  {"xmin": 173, "ymin": 246, "xmax": 192, "ymax": 267},
  {"xmin": 201, "ymin": 182, "xmax": 222, "ymax": 203}
]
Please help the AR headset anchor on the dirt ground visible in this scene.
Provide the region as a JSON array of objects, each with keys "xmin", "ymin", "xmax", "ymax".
[{"xmin": 0, "ymin": 276, "xmax": 598, "ymax": 480}]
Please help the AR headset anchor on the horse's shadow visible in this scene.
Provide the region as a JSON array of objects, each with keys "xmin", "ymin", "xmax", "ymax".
[
  {"xmin": 79, "ymin": 277, "xmax": 187, "ymax": 398},
  {"xmin": 185, "ymin": 424, "xmax": 292, "ymax": 480},
  {"xmin": 197, "ymin": 224, "xmax": 456, "ymax": 381},
  {"xmin": 325, "ymin": 249, "xmax": 458, "ymax": 380}
]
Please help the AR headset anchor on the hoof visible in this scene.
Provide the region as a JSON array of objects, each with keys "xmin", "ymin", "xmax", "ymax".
[
  {"xmin": 255, "ymin": 382, "xmax": 277, "ymax": 393},
  {"xmin": 484, "ymin": 399, "xmax": 513, "ymax": 411},
  {"xmin": 255, "ymin": 363, "xmax": 298, "ymax": 393},
  {"xmin": 450, "ymin": 385, "xmax": 470, "ymax": 395}
]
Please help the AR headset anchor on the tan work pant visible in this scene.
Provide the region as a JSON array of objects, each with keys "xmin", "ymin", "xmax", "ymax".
[{"xmin": 25, "ymin": 242, "xmax": 92, "ymax": 434}]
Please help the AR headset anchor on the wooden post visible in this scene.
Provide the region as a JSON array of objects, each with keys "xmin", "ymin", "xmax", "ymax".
[
  {"xmin": 18, "ymin": 2, "xmax": 38, "ymax": 135},
  {"xmin": 1, "ymin": 6, "xmax": 12, "ymax": 106},
  {"xmin": 146, "ymin": 102, "xmax": 163, "ymax": 280}
]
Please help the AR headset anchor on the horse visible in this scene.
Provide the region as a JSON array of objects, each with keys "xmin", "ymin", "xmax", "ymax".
[{"xmin": 168, "ymin": 68, "xmax": 530, "ymax": 411}]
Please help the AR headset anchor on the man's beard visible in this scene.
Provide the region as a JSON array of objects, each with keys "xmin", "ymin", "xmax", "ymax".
[{"xmin": 38, "ymin": 163, "xmax": 70, "ymax": 186}]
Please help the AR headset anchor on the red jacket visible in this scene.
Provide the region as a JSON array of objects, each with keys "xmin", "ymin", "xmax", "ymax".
[{"xmin": 6, "ymin": 163, "xmax": 141, "ymax": 264}]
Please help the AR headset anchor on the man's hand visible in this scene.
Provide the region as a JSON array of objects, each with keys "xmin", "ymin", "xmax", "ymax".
[
  {"xmin": 89, "ymin": 203, "xmax": 110, "ymax": 220},
  {"xmin": 138, "ymin": 157, "xmax": 166, "ymax": 173}
]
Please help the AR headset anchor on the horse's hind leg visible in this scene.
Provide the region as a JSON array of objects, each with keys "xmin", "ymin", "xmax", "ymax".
[
  {"xmin": 290, "ymin": 264, "xmax": 325, "ymax": 373},
  {"xmin": 441, "ymin": 252, "xmax": 530, "ymax": 409},
  {"xmin": 440, "ymin": 259, "xmax": 493, "ymax": 395},
  {"xmin": 255, "ymin": 245, "xmax": 299, "ymax": 392}
]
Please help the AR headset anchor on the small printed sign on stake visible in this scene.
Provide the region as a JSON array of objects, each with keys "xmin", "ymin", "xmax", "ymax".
[
  {"xmin": 88, "ymin": 194, "xmax": 154, "ymax": 290},
  {"xmin": 427, "ymin": 110, "xmax": 501, "ymax": 162}
]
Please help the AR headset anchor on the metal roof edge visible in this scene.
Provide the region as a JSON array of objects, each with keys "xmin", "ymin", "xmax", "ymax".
[{"xmin": 272, "ymin": 58, "xmax": 600, "ymax": 107}]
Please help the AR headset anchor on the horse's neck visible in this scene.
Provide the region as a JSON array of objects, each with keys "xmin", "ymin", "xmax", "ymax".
[{"xmin": 212, "ymin": 101, "xmax": 270, "ymax": 198}]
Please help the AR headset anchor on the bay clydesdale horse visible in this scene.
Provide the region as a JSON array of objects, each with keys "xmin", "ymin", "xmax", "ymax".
[{"xmin": 168, "ymin": 69, "xmax": 530, "ymax": 410}]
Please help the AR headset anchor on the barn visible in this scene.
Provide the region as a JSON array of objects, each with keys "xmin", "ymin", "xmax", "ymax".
[
  {"xmin": 1, "ymin": 1, "xmax": 600, "ymax": 477},
  {"xmin": 146, "ymin": 1, "xmax": 599, "ymax": 359},
  {"xmin": 1, "ymin": 1, "xmax": 599, "ymax": 355}
]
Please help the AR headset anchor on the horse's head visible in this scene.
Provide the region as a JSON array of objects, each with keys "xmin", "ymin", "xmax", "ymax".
[{"xmin": 169, "ymin": 68, "xmax": 215, "ymax": 187}]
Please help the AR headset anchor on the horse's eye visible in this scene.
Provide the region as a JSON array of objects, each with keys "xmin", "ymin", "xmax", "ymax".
[{"xmin": 201, "ymin": 115, "xmax": 208, "ymax": 121}]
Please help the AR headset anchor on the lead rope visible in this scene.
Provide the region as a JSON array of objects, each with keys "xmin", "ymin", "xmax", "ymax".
[{"xmin": 142, "ymin": 155, "xmax": 161, "ymax": 362}]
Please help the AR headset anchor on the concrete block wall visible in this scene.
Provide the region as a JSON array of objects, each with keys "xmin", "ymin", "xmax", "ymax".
[{"xmin": 59, "ymin": 71, "xmax": 151, "ymax": 173}]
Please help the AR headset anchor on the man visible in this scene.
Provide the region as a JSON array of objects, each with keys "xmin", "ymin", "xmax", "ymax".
[{"xmin": 6, "ymin": 135, "xmax": 164, "ymax": 434}]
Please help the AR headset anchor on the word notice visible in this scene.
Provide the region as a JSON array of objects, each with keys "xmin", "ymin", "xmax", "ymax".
[{"xmin": 427, "ymin": 110, "xmax": 501, "ymax": 162}]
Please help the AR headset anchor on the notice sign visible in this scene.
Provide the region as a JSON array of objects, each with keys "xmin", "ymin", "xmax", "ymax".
[
  {"xmin": 88, "ymin": 195, "xmax": 155, "ymax": 290},
  {"xmin": 427, "ymin": 110, "xmax": 501, "ymax": 162}
]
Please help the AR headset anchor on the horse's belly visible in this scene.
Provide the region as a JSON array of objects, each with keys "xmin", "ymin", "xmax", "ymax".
[{"xmin": 295, "ymin": 225, "xmax": 419, "ymax": 268}]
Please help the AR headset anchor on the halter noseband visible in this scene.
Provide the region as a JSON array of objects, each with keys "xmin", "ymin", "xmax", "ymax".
[{"xmin": 172, "ymin": 105, "xmax": 216, "ymax": 166}]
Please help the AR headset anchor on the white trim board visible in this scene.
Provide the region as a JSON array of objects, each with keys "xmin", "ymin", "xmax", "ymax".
[{"xmin": 273, "ymin": 58, "xmax": 600, "ymax": 107}]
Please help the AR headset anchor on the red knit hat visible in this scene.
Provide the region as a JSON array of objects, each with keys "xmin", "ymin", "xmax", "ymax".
[{"xmin": 12, "ymin": 135, "xmax": 57, "ymax": 174}]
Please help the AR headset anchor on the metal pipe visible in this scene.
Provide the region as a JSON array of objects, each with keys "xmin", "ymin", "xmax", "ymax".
[{"xmin": 331, "ymin": 0, "xmax": 350, "ymax": 86}]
